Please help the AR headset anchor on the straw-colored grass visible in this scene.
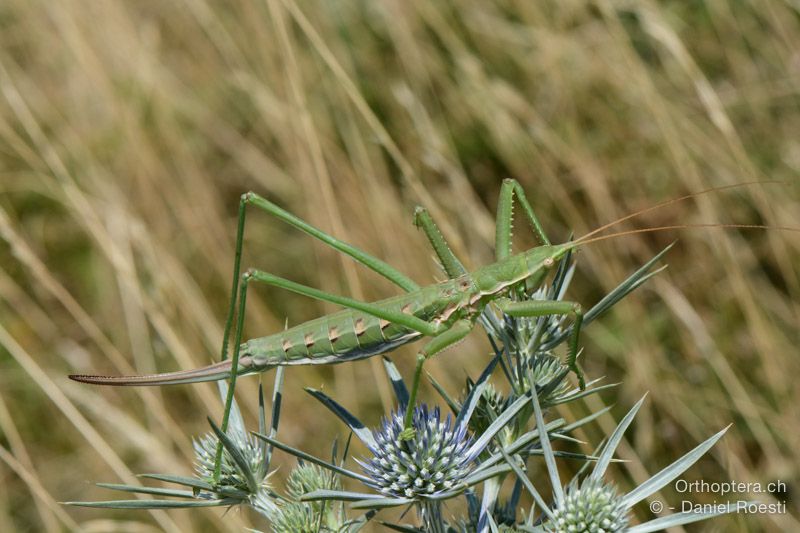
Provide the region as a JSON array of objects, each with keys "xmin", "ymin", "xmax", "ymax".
[{"xmin": 0, "ymin": 1, "xmax": 798, "ymax": 531}]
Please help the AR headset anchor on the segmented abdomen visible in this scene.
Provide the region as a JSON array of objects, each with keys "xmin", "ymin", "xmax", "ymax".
[{"xmin": 241, "ymin": 284, "xmax": 463, "ymax": 369}]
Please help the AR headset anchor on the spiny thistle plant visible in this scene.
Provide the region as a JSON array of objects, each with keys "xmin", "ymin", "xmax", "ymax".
[
  {"xmin": 257, "ymin": 463, "xmax": 349, "ymax": 533},
  {"xmin": 66, "ymin": 244, "xmax": 750, "ymax": 531},
  {"xmin": 360, "ymin": 405, "xmax": 478, "ymax": 499}
]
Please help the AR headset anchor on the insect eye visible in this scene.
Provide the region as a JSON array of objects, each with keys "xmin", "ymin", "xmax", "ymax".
[{"xmin": 543, "ymin": 257, "xmax": 554, "ymax": 267}]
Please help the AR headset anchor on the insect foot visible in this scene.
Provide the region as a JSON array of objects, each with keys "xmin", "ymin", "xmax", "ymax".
[{"xmin": 398, "ymin": 427, "xmax": 416, "ymax": 441}]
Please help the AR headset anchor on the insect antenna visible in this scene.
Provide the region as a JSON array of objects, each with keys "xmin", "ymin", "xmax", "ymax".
[
  {"xmin": 573, "ymin": 223, "xmax": 800, "ymax": 249},
  {"xmin": 575, "ymin": 179, "xmax": 788, "ymax": 244}
]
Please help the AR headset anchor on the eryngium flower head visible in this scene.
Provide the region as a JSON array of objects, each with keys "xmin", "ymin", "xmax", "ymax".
[
  {"xmin": 286, "ymin": 462, "xmax": 341, "ymax": 498},
  {"xmin": 544, "ymin": 478, "xmax": 629, "ymax": 533},
  {"xmin": 525, "ymin": 352, "xmax": 571, "ymax": 405},
  {"xmin": 360, "ymin": 405, "xmax": 477, "ymax": 499},
  {"xmin": 256, "ymin": 464, "xmax": 341, "ymax": 531},
  {"xmin": 470, "ymin": 382, "xmax": 506, "ymax": 435},
  {"xmin": 193, "ymin": 431, "xmax": 267, "ymax": 490},
  {"xmin": 468, "ymin": 353, "xmax": 571, "ymax": 439},
  {"xmin": 267, "ymin": 502, "xmax": 320, "ymax": 533}
]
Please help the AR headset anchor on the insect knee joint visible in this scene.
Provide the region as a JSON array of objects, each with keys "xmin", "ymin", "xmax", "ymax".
[{"xmin": 412, "ymin": 206, "xmax": 425, "ymax": 226}]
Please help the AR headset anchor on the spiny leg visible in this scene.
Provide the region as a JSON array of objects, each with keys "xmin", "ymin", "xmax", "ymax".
[
  {"xmin": 221, "ymin": 193, "xmax": 420, "ymax": 361},
  {"xmin": 495, "ymin": 298, "xmax": 585, "ymax": 389},
  {"xmin": 246, "ymin": 269, "xmax": 441, "ymax": 336},
  {"xmin": 413, "ymin": 206, "xmax": 467, "ymax": 279},
  {"xmin": 246, "ymin": 192, "xmax": 419, "ymax": 290},
  {"xmin": 495, "ymin": 178, "xmax": 551, "ymax": 261},
  {"xmin": 214, "ymin": 267, "xmax": 444, "ymax": 482},
  {"xmin": 214, "ymin": 270, "xmax": 251, "ymax": 482},
  {"xmin": 401, "ymin": 319, "xmax": 475, "ymax": 440},
  {"xmin": 214, "ymin": 194, "xmax": 421, "ymax": 481}
]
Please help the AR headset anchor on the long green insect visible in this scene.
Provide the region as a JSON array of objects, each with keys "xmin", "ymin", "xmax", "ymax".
[
  {"xmin": 71, "ymin": 179, "xmax": 585, "ymax": 432},
  {"xmin": 69, "ymin": 179, "xmax": 791, "ymax": 481}
]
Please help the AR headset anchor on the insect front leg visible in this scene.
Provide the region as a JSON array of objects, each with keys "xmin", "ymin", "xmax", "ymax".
[
  {"xmin": 400, "ymin": 319, "xmax": 475, "ymax": 441},
  {"xmin": 495, "ymin": 178, "xmax": 551, "ymax": 261},
  {"xmin": 495, "ymin": 298, "xmax": 585, "ymax": 389}
]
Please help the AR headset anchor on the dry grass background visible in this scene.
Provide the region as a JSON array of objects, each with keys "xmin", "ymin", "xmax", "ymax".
[{"xmin": 0, "ymin": 1, "xmax": 798, "ymax": 531}]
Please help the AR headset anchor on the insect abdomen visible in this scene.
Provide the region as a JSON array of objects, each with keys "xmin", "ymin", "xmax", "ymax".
[
  {"xmin": 243, "ymin": 283, "xmax": 463, "ymax": 369},
  {"xmin": 244, "ymin": 309, "xmax": 413, "ymax": 368}
]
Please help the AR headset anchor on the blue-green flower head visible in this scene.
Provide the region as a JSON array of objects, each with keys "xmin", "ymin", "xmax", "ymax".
[
  {"xmin": 193, "ymin": 431, "xmax": 267, "ymax": 490},
  {"xmin": 359, "ymin": 405, "xmax": 479, "ymax": 499},
  {"xmin": 544, "ymin": 477, "xmax": 629, "ymax": 533}
]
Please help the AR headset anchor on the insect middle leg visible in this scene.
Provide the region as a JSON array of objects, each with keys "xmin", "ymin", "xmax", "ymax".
[
  {"xmin": 495, "ymin": 298, "xmax": 585, "ymax": 389},
  {"xmin": 413, "ymin": 206, "xmax": 467, "ymax": 279},
  {"xmin": 401, "ymin": 318, "xmax": 475, "ymax": 440}
]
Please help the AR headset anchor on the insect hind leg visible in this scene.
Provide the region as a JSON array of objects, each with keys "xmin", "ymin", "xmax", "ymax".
[{"xmin": 212, "ymin": 193, "xmax": 423, "ymax": 479}]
